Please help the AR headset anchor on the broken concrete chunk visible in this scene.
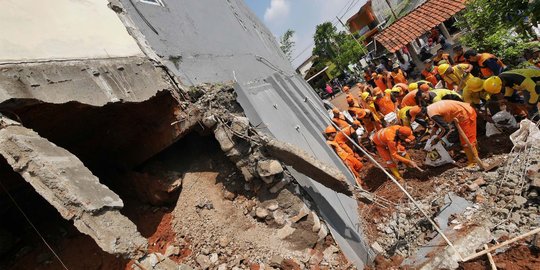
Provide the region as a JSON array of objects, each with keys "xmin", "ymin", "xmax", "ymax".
[
  {"xmin": 513, "ymin": 196, "xmax": 527, "ymax": 207},
  {"xmin": 291, "ymin": 203, "xmax": 310, "ymax": 223},
  {"xmin": 371, "ymin": 242, "xmax": 385, "ymax": 254},
  {"xmin": 466, "ymin": 183, "xmax": 479, "ymax": 192},
  {"xmin": 239, "ymin": 166, "xmax": 254, "ymax": 182},
  {"xmin": 214, "ymin": 124, "xmax": 235, "ymax": 152},
  {"xmin": 310, "ymin": 212, "xmax": 321, "ymax": 232},
  {"xmin": 196, "ymin": 254, "xmax": 211, "ymax": 269},
  {"xmin": 230, "ymin": 116, "xmax": 250, "ymax": 134},
  {"xmin": 164, "ymin": 245, "xmax": 180, "ymax": 257},
  {"xmin": 473, "ymin": 177, "xmax": 486, "ymax": 186},
  {"xmin": 257, "ymin": 159, "xmax": 283, "ymax": 178},
  {"xmin": 269, "ymin": 178, "xmax": 289, "ymax": 194},
  {"xmin": 318, "ymin": 223, "xmax": 329, "ymax": 241},
  {"xmin": 277, "ymin": 224, "xmax": 295, "ymax": 239},
  {"xmin": 265, "ymin": 200, "xmax": 279, "ymax": 211},
  {"xmin": 202, "ymin": 115, "xmax": 218, "ymax": 128},
  {"xmin": 272, "ymin": 210, "xmax": 286, "ymax": 226},
  {"xmin": 255, "ymin": 207, "xmax": 269, "ymax": 219}
]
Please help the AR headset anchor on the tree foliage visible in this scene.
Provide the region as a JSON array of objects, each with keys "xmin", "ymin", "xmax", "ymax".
[
  {"xmin": 312, "ymin": 22, "xmax": 366, "ymax": 75},
  {"xmin": 456, "ymin": 0, "xmax": 539, "ymax": 66},
  {"xmin": 279, "ymin": 29, "xmax": 295, "ymax": 61}
]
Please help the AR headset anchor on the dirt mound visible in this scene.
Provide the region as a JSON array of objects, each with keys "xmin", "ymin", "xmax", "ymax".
[{"xmin": 460, "ymin": 243, "xmax": 540, "ymax": 270}]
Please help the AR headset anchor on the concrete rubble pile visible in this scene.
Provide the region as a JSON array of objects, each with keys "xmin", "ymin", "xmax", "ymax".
[{"xmin": 365, "ymin": 122, "xmax": 540, "ymax": 269}]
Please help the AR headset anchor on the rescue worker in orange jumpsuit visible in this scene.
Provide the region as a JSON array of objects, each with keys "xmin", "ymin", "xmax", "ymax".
[
  {"xmin": 464, "ymin": 50, "xmax": 506, "ymax": 78},
  {"xmin": 335, "ymin": 120, "xmax": 362, "ymax": 158},
  {"xmin": 433, "ymin": 48, "xmax": 454, "ymax": 65},
  {"xmin": 359, "ymin": 92, "xmax": 384, "ymax": 132},
  {"xmin": 452, "ymin": 44, "xmax": 467, "ymax": 64},
  {"xmin": 389, "ymin": 63, "xmax": 408, "ymax": 85},
  {"xmin": 373, "ymin": 87, "xmax": 397, "ymax": 117},
  {"xmin": 374, "ymin": 69, "xmax": 388, "ymax": 91},
  {"xmin": 420, "ymin": 59, "xmax": 440, "ymax": 86},
  {"xmin": 371, "ymin": 125, "xmax": 421, "ymax": 180},
  {"xmin": 343, "ymin": 86, "xmax": 350, "ymax": 93},
  {"xmin": 386, "ymin": 83, "xmax": 409, "ymax": 106},
  {"xmin": 331, "ymin": 108, "xmax": 350, "ymax": 129},
  {"xmin": 347, "ymin": 98, "xmax": 376, "ymax": 134},
  {"xmin": 400, "ymin": 90, "xmax": 419, "ymax": 108},
  {"xmin": 424, "ymin": 100, "xmax": 478, "ymax": 167},
  {"xmin": 325, "ymin": 126, "xmax": 363, "ymax": 185}
]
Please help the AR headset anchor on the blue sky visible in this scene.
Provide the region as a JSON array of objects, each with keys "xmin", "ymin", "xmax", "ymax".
[{"xmin": 244, "ymin": 0, "xmax": 367, "ymax": 68}]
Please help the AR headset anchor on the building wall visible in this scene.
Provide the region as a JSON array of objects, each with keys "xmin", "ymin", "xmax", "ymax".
[{"xmin": 0, "ymin": 0, "xmax": 142, "ymax": 62}]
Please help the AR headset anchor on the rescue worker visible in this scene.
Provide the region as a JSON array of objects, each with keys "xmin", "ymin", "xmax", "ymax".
[
  {"xmin": 326, "ymin": 126, "xmax": 363, "ymax": 185},
  {"xmin": 343, "ymin": 86, "xmax": 350, "ymax": 93},
  {"xmin": 346, "ymin": 94, "xmax": 359, "ymax": 107},
  {"xmin": 418, "ymin": 88, "xmax": 463, "ymax": 105},
  {"xmin": 374, "ymin": 69, "xmax": 388, "ymax": 91},
  {"xmin": 348, "ymin": 100, "xmax": 376, "ymax": 134},
  {"xmin": 433, "ymin": 48, "xmax": 454, "ymax": 65},
  {"xmin": 371, "ymin": 125, "xmax": 421, "ymax": 180},
  {"xmin": 360, "ymin": 92, "xmax": 384, "ymax": 132},
  {"xmin": 438, "ymin": 63, "xmax": 474, "ymax": 91},
  {"xmin": 408, "ymin": 80, "xmax": 433, "ymax": 91},
  {"xmin": 397, "ymin": 105, "xmax": 424, "ymax": 128},
  {"xmin": 389, "ymin": 63, "xmax": 408, "ymax": 85},
  {"xmin": 421, "ymin": 59, "xmax": 439, "ymax": 86},
  {"xmin": 484, "ymin": 69, "xmax": 540, "ymax": 118},
  {"xmin": 424, "ymin": 100, "xmax": 478, "ymax": 167},
  {"xmin": 387, "ymin": 83, "xmax": 409, "ymax": 106},
  {"xmin": 373, "ymin": 87, "xmax": 397, "ymax": 116},
  {"xmin": 462, "ymin": 77, "xmax": 491, "ymax": 107},
  {"xmin": 364, "ymin": 69, "xmax": 376, "ymax": 88},
  {"xmin": 464, "ymin": 49, "xmax": 506, "ymax": 78},
  {"xmin": 335, "ymin": 120, "xmax": 362, "ymax": 157},
  {"xmin": 331, "ymin": 108, "xmax": 350, "ymax": 129},
  {"xmin": 400, "ymin": 89, "xmax": 419, "ymax": 108},
  {"xmin": 452, "ymin": 44, "xmax": 467, "ymax": 64}
]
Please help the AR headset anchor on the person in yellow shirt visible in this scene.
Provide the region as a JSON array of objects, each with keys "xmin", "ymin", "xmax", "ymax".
[
  {"xmin": 462, "ymin": 77, "xmax": 491, "ymax": 107},
  {"xmin": 438, "ymin": 63, "xmax": 474, "ymax": 91}
]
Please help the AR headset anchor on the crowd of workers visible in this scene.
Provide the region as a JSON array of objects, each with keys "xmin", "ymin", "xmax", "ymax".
[{"xmin": 324, "ymin": 45, "xmax": 540, "ymax": 186}]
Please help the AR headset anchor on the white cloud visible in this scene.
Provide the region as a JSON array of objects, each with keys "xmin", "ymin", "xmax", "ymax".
[{"xmin": 264, "ymin": 0, "xmax": 290, "ymax": 23}]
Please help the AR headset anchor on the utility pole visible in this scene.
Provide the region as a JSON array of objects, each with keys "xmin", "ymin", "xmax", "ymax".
[
  {"xmin": 336, "ymin": 16, "xmax": 368, "ymax": 54},
  {"xmin": 384, "ymin": 0, "xmax": 398, "ymax": 21}
]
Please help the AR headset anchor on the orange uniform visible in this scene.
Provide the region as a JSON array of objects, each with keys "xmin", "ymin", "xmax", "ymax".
[
  {"xmin": 327, "ymin": 140, "xmax": 363, "ymax": 184},
  {"xmin": 335, "ymin": 125, "xmax": 357, "ymax": 155},
  {"xmin": 421, "ymin": 66, "xmax": 439, "ymax": 85},
  {"xmin": 427, "ymin": 100, "xmax": 477, "ymax": 146},
  {"xmin": 374, "ymin": 93, "xmax": 396, "ymax": 116},
  {"xmin": 371, "ymin": 126, "xmax": 413, "ymax": 168},
  {"xmin": 374, "ymin": 74, "xmax": 387, "ymax": 91},
  {"xmin": 476, "ymin": 53, "xmax": 506, "ymax": 77},
  {"xmin": 390, "ymin": 69, "xmax": 408, "ymax": 85},
  {"xmin": 400, "ymin": 90, "xmax": 419, "ymax": 108},
  {"xmin": 433, "ymin": 53, "xmax": 451, "ymax": 64},
  {"xmin": 332, "ymin": 116, "xmax": 349, "ymax": 129}
]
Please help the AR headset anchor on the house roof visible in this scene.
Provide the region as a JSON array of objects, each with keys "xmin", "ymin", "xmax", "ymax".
[{"xmin": 374, "ymin": 0, "xmax": 466, "ymax": 53}]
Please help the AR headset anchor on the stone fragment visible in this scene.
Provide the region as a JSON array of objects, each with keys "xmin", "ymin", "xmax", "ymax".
[
  {"xmin": 214, "ymin": 125, "xmax": 235, "ymax": 152},
  {"xmin": 277, "ymin": 224, "xmax": 295, "ymax": 239},
  {"xmin": 164, "ymin": 245, "xmax": 180, "ymax": 257},
  {"xmin": 281, "ymin": 258, "xmax": 301, "ymax": 270},
  {"xmin": 269, "ymin": 178, "xmax": 289, "ymax": 193},
  {"xmin": 265, "ymin": 201, "xmax": 279, "ymax": 211},
  {"xmin": 257, "ymin": 160, "xmax": 283, "ymax": 178},
  {"xmin": 473, "ymin": 177, "xmax": 486, "ymax": 186},
  {"xmin": 318, "ymin": 223, "xmax": 329, "ymax": 241},
  {"xmin": 291, "ymin": 204, "xmax": 310, "ymax": 223},
  {"xmin": 371, "ymin": 242, "xmax": 385, "ymax": 254},
  {"xmin": 239, "ymin": 166, "xmax": 254, "ymax": 182},
  {"xmin": 231, "ymin": 116, "xmax": 250, "ymax": 134},
  {"xmin": 310, "ymin": 212, "xmax": 321, "ymax": 232},
  {"xmin": 196, "ymin": 255, "xmax": 211, "ymax": 269},
  {"xmin": 514, "ymin": 196, "xmax": 527, "ymax": 207},
  {"xmin": 269, "ymin": 255, "xmax": 284, "ymax": 267},
  {"xmin": 467, "ymin": 183, "xmax": 479, "ymax": 192},
  {"xmin": 219, "ymin": 236, "xmax": 230, "ymax": 248},
  {"xmin": 202, "ymin": 115, "xmax": 217, "ymax": 128},
  {"xmin": 272, "ymin": 209, "xmax": 286, "ymax": 226},
  {"xmin": 486, "ymin": 184, "xmax": 497, "ymax": 195},
  {"xmin": 256, "ymin": 207, "xmax": 269, "ymax": 219},
  {"xmin": 223, "ymin": 190, "xmax": 236, "ymax": 201},
  {"xmin": 209, "ymin": 253, "xmax": 219, "ymax": 264}
]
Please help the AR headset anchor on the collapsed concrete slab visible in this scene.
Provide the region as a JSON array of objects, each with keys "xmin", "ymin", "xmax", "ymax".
[{"xmin": 0, "ymin": 117, "xmax": 147, "ymax": 258}]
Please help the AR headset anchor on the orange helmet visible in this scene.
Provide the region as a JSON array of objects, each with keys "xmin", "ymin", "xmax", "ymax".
[
  {"xmin": 332, "ymin": 108, "xmax": 340, "ymax": 114},
  {"xmin": 419, "ymin": 84, "xmax": 430, "ymax": 92},
  {"xmin": 346, "ymin": 96, "xmax": 355, "ymax": 105},
  {"xmin": 372, "ymin": 87, "xmax": 382, "ymax": 96},
  {"xmin": 398, "ymin": 126, "xmax": 415, "ymax": 143},
  {"xmin": 325, "ymin": 125, "xmax": 337, "ymax": 134},
  {"xmin": 343, "ymin": 86, "xmax": 350, "ymax": 92}
]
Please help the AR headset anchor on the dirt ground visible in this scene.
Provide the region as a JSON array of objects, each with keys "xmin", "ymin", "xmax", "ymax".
[{"xmin": 459, "ymin": 242, "xmax": 540, "ymax": 270}]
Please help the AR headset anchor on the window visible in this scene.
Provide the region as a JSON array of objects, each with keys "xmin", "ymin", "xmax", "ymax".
[{"xmin": 139, "ymin": 0, "xmax": 164, "ymax": 7}]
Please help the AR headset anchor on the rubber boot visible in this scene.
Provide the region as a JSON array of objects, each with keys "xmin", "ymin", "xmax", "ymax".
[
  {"xmin": 464, "ymin": 147, "xmax": 477, "ymax": 167},
  {"xmin": 389, "ymin": 167, "xmax": 403, "ymax": 181}
]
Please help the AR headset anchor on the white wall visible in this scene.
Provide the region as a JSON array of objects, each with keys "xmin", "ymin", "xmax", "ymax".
[{"xmin": 0, "ymin": 0, "xmax": 143, "ymax": 62}]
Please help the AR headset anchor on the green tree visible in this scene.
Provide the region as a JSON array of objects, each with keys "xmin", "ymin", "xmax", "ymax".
[
  {"xmin": 456, "ymin": 0, "xmax": 539, "ymax": 66},
  {"xmin": 312, "ymin": 22, "xmax": 366, "ymax": 74},
  {"xmin": 279, "ymin": 29, "xmax": 295, "ymax": 61}
]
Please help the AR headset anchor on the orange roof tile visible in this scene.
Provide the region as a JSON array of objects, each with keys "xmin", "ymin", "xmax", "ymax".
[{"xmin": 374, "ymin": 0, "xmax": 467, "ymax": 52}]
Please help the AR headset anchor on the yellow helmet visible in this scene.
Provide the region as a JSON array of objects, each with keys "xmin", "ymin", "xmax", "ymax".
[
  {"xmin": 391, "ymin": 86, "xmax": 402, "ymax": 93},
  {"xmin": 408, "ymin": 82, "xmax": 418, "ymax": 91},
  {"xmin": 438, "ymin": 64, "xmax": 450, "ymax": 75},
  {"xmin": 361, "ymin": 92, "xmax": 370, "ymax": 100},
  {"xmin": 484, "ymin": 76, "xmax": 502, "ymax": 94},
  {"xmin": 464, "ymin": 77, "xmax": 484, "ymax": 93}
]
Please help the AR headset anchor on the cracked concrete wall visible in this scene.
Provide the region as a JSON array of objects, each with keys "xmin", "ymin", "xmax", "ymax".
[
  {"xmin": 0, "ymin": 57, "xmax": 173, "ymax": 106},
  {"xmin": 0, "ymin": 0, "xmax": 143, "ymax": 63},
  {"xmin": 0, "ymin": 117, "xmax": 147, "ymax": 258}
]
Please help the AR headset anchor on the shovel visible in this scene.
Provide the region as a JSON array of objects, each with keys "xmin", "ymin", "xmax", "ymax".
[{"xmin": 453, "ymin": 119, "xmax": 503, "ymax": 171}]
